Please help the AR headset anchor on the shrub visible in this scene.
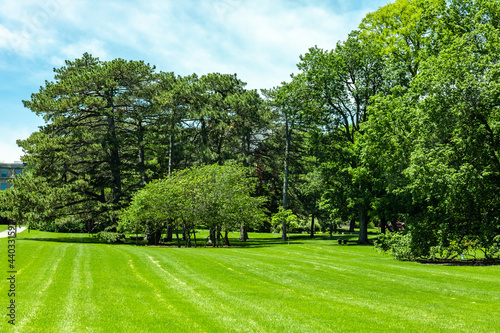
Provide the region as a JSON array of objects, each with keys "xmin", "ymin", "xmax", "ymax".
[
  {"xmin": 97, "ymin": 231, "xmax": 126, "ymax": 243},
  {"xmin": 487, "ymin": 235, "xmax": 500, "ymax": 259},
  {"xmin": 374, "ymin": 232, "xmax": 414, "ymax": 261}
]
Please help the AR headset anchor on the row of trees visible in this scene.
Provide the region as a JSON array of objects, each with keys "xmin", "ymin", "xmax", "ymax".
[
  {"xmin": 1, "ymin": 0, "xmax": 499, "ymax": 259},
  {"xmin": 0, "ymin": 58, "xmax": 277, "ymax": 234},
  {"xmin": 273, "ymin": 0, "xmax": 500, "ymax": 258}
]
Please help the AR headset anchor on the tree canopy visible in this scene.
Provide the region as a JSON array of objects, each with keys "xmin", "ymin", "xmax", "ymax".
[{"xmin": 119, "ymin": 163, "xmax": 267, "ymax": 246}]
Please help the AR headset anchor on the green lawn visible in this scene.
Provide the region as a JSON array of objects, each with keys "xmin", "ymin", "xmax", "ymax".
[{"xmin": 1, "ymin": 230, "xmax": 499, "ymax": 332}]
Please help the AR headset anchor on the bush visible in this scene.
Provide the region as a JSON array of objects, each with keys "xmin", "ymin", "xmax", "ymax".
[
  {"xmin": 487, "ymin": 235, "xmax": 500, "ymax": 259},
  {"xmin": 274, "ymin": 220, "xmax": 300, "ymax": 233},
  {"xmin": 374, "ymin": 232, "xmax": 414, "ymax": 261},
  {"xmin": 377, "ymin": 230, "xmax": 500, "ymax": 262},
  {"xmin": 97, "ymin": 232, "xmax": 126, "ymax": 243},
  {"xmin": 271, "ymin": 208, "xmax": 298, "ymax": 233}
]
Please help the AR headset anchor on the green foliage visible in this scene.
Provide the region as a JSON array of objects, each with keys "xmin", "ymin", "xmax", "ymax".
[
  {"xmin": 375, "ymin": 232, "xmax": 414, "ymax": 261},
  {"xmin": 97, "ymin": 231, "xmax": 126, "ymax": 243},
  {"xmin": 271, "ymin": 207, "xmax": 298, "ymax": 232},
  {"xmin": 119, "ymin": 163, "xmax": 268, "ymax": 245},
  {"xmin": 354, "ymin": 0, "xmax": 500, "ymax": 258},
  {"xmin": 14, "ymin": 54, "xmax": 159, "ymax": 231},
  {"xmin": 359, "ymin": 0, "xmax": 446, "ymax": 79},
  {"xmin": 7, "ymin": 53, "xmax": 273, "ymax": 234},
  {"xmin": 38, "ymin": 220, "xmax": 87, "ymax": 233},
  {"xmin": 489, "ymin": 235, "xmax": 500, "ymax": 258}
]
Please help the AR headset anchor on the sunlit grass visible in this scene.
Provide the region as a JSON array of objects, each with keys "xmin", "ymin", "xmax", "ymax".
[{"xmin": 1, "ymin": 230, "xmax": 498, "ymax": 332}]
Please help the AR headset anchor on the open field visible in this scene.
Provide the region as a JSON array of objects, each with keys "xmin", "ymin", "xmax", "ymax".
[{"xmin": 1, "ymin": 230, "xmax": 499, "ymax": 332}]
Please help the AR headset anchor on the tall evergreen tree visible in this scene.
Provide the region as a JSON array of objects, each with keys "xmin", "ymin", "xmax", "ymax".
[{"xmin": 18, "ymin": 54, "xmax": 157, "ymax": 231}]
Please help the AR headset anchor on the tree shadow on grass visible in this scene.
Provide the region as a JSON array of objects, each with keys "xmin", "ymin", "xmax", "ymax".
[
  {"xmin": 224, "ymin": 238, "xmax": 305, "ymax": 248},
  {"xmin": 19, "ymin": 235, "xmax": 307, "ymax": 248},
  {"xmin": 228, "ymin": 234, "xmax": 374, "ymax": 248},
  {"xmin": 19, "ymin": 237, "xmax": 125, "ymax": 245},
  {"xmin": 18, "ymin": 233, "xmax": 374, "ymax": 248},
  {"xmin": 416, "ymin": 259, "xmax": 500, "ymax": 266}
]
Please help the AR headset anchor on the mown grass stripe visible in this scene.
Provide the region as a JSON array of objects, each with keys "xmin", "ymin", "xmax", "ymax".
[
  {"xmin": 0, "ymin": 231, "xmax": 498, "ymax": 332},
  {"xmin": 14, "ymin": 242, "xmax": 69, "ymax": 332}
]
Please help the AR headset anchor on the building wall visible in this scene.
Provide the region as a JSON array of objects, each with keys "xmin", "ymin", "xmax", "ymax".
[{"xmin": 0, "ymin": 162, "xmax": 25, "ymax": 191}]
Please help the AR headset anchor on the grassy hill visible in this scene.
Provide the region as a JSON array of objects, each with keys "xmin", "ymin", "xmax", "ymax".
[{"xmin": 2, "ymin": 230, "xmax": 499, "ymax": 332}]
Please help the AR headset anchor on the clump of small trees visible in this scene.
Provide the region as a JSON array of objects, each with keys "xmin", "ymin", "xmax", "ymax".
[{"xmin": 118, "ymin": 163, "xmax": 267, "ymax": 246}]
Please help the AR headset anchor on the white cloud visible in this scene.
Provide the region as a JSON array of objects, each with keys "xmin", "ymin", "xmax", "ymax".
[
  {"xmin": 152, "ymin": 0, "xmax": 371, "ymax": 89},
  {"xmin": 0, "ymin": 142, "xmax": 23, "ymax": 163},
  {"xmin": 2, "ymin": 0, "xmax": 387, "ymax": 88},
  {"xmin": 0, "ymin": 1, "xmax": 63, "ymax": 56},
  {"xmin": 60, "ymin": 39, "xmax": 109, "ymax": 61},
  {"xmin": 0, "ymin": 127, "xmax": 35, "ymax": 163},
  {"xmin": 0, "ymin": 24, "xmax": 31, "ymax": 54}
]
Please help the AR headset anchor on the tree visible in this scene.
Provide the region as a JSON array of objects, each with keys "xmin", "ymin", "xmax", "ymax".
[
  {"xmin": 403, "ymin": 0, "xmax": 500, "ymax": 258},
  {"xmin": 226, "ymin": 89, "xmax": 271, "ymax": 167},
  {"xmin": 335, "ymin": 0, "xmax": 449, "ymax": 244},
  {"xmin": 0, "ymin": 168, "xmax": 57, "ymax": 230},
  {"xmin": 296, "ymin": 32, "xmax": 386, "ymax": 244},
  {"xmin": 271, "ymin": 207, "xmax": 297, "ymax": 243},
  {"xmin": 295, "ymin": 129, "xmax": 329, "ymax": 238},
  {"xmin": 5, "ymin": 53, "xmax": 275, "ymax": 235},
  {"xmin": 189, "ymin": 73, "xmax": 247, "ymax": 165},
  {"xmin": 18, "ymin": 53, "xmax": 158, "ymax": 231},
  {"xmin": 265, "ymin": 74, "xmax": 317, "ymax": 242},
  {"xmin": 149, "ymin": 72, "xmax": 198, "ymax": 177},
  {"xmin": 365, "ymin": 0, "xmax": 500, "ymax": 259}
]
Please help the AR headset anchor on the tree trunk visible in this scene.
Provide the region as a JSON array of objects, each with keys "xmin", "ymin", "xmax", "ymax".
[
  {"xmin": 281, "ymin": 222, "xmax": 287, "ymax": 243},
  {"xmin": 175, "ymin": 229, "xmax": 181, "ymax": 248},
  {"xmin": 209, "ymin": 227, "xmax": 215, "ymax": 247},
  {"xmin": 216, "ymin": 133, "xmax": 224, "ymax": 165},
  {"xmin": 106, "ymin": 114, "xmax": 122, "ymax": 204},
  {"xmin": 224, "ymin": 230, "xmax": 230, "ymax": 246},
  {"xmin": 310, "ymin": 213, "xmax": 315, "ymax": 238},
  {"xmin": 137, "ymin": 120, "xmax": 146, "ymax": 187},
  {"xmin": 349, "ymin": 218, "xmax": 355, "ymax": 233},
  {"xmin": 357, "ymin": 207, "xmax": 369, "ymax": 245},
  {"xmin": 239, "ymin": 224, "xmax": 248, "ymax": 241},
  {"xmin": 184, "ymin": 228, "xmax": 191, "ymax": 248},
  {"xmin": 168, "ymin": 132, "xmax": 173, "ymax": 176},
  {"xmin": 380, "ymin": 216, "xmax": 387, "ymax": 234},
  {"xmin": 193, "ymin": 228, "xmax": 197, "ymax": 247},
  {"xmin": 216, "ymin": 226, "xmax": 221, "ymax": 247},
  {"xmin": 242, "ymin": 135, "xmax": 250, "ymax": 167},
  {"xmin": 148, "ymin": 230, "xmax": 162, "ymax": 246},
  {"xmin": 166, "ymin": 224, "xmax": 173, "ymax": 242},
  {"xmin": 105, "ymin": 113, "xmax": 122, "ymax": 228},
  {"xmin": 144, "ymin": 225, "xmax": 149, "ymax": 242},
  {"xmin": 282, "ymin": 118, "xmax": 290, "ymax": 243}
]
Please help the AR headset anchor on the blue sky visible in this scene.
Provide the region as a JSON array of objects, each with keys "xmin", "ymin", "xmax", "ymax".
[{"xmin": 0, "ymin": 0, "xmax": 391, "ymax": 163}]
